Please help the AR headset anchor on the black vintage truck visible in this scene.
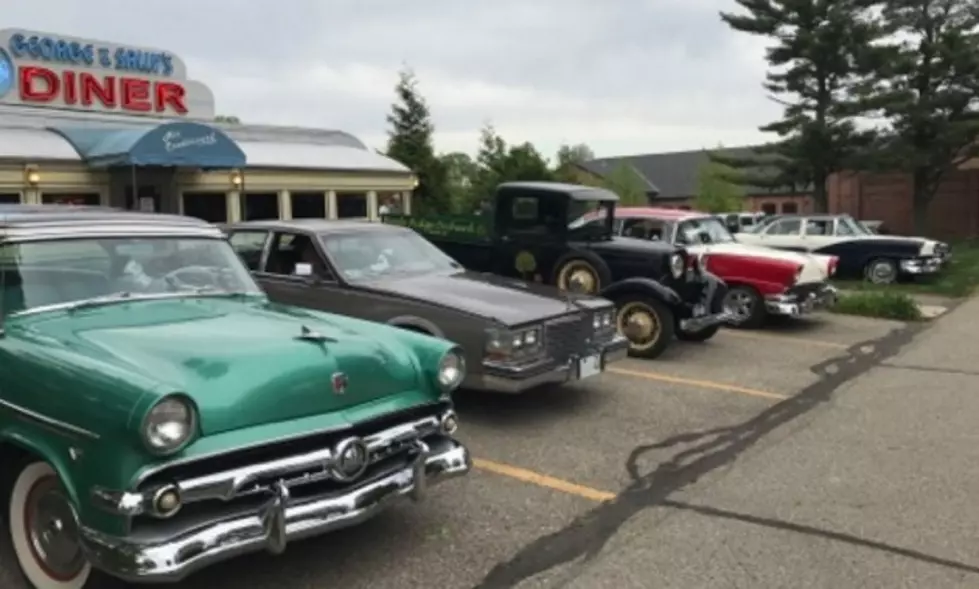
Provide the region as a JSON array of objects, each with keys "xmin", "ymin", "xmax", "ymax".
[{"xmin": 383, "ymin": 181, "xmax": 733, "ymax": 359}]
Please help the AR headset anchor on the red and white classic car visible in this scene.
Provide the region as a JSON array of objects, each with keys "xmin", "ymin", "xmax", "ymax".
[{"xmin": 581, "ymin": 207, "xmax": 839, "ymax": 327}]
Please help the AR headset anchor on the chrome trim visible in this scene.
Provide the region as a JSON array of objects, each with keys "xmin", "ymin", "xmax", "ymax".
[
  {"xmin": 467, "ymin": 335, "xmax": 629, "ymax": 394},
  {"xmin": 0, "ymin": 399, "xmax": 100, "ymax": 440},
  {"xmin": 129, "ymin": 400, "xmax": 449, "ymax": 487},
  {"xmin": 112, "ymin": 413, "xmax": 446, "ymax": 509},
  {"xmin": 0, "ymin": 224, "xmax": 224, "ymax": 242},
  {"xmin": 765, "ymin": 285, "xmax": 839, "ymax": 317},
  {"xmin": 678, "ymin": 308, "xmax": 736, "ymax": 332},
  {"xmin": 900, "ymin": 257, "xmax": 943, "ymax": 275},
  {"xmin": 7, "ymin": 291, "xmax": 268, "ymax": 320},
  {"xmin": 150, "ymin": 485, "xmax": 182, "ymax": 519},
  {"xmin": 329, "ymin": 437, "xmax": 370, "ymax": 482},
  {"xmin": 79, "ymin": 438, "xmax": 471, "ymax": 583}
]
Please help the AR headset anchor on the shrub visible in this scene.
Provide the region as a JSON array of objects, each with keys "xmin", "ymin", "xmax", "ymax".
[{"xmin": 833, "ymin": 291, "xmax": 922, "ymax": 321}]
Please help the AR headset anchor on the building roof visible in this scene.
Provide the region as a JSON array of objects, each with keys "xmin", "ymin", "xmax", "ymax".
[
  {"xmin": 0, "ymin": 105, "xmax": 409, "ymax": 173},
  {"xmin": 578, "ymin": 146, "xmax": 812, "ymax": 200}
]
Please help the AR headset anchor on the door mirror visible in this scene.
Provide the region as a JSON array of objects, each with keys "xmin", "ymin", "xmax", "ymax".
[{"xmin": 294, "ymin": 262, "xmax": 313, "ymax": 276}]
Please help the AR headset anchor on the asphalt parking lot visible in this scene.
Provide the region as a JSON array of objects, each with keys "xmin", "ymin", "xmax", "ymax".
[{"xmin": 141, "ymin": 312, "xmax": 920, "ymax": 589}]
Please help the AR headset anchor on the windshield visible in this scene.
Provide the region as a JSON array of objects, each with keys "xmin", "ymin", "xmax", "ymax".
[
  {"xmin": 838, "ymin": 215, "xmax": 872, "ymax": 236},
  {"xmin": 567, "ymin": 200, "xmax": 614, "ymax": 239},
  {"xmin": 321, "ymin": 230, "xmax": 462, "ymax": 281},
  {"xmin": 676, "ymin": 217, "xmax": 736, "ymax": 245},
  {"xmin": 0, "ymin": 237, "xmax": 263, "ymax": 317}
]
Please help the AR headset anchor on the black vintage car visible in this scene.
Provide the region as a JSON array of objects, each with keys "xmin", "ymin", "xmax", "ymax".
[
  {"xmin": 223, "ymin": 219, "xmax": 629, "ymax": 394},
  {"xmin": 383, "ymin": 181, "xmax": 732, "ymax": 359}
]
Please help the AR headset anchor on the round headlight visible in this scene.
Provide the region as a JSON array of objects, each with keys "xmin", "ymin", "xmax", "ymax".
[
  {"xmin": 593, "ymin": 314, "xmax": 601, "ymax": 328},
  {"xmin": 602, "ymin": 312, "xmax": 612, "ymax": 326},
  {"xmin": 669, "ymin": 254, "xmax": 685, "ymax": 278},
  {"xmin": 142, "ymin": 396, "xmax": 197, "ymax": 455},
  {"xmin": 437, "ymin": 350, "xmax": 466, "ymax": 390},
  {"xmin": 525, "ymin": 329, "xmax": 538, "ymax": 345}
]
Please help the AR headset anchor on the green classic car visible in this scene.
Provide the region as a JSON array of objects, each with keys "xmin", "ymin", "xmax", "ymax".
[{"xmin": 0, "ymin": 205, "xmax": 471, "ymax": 588}]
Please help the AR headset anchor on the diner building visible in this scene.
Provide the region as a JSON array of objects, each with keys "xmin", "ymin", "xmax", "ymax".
[{"xmin": 0, "ymin": 28, "xmax": 415, "ymax": 223}]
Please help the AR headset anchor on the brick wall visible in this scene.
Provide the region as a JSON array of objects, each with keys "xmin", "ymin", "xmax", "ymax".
[{"xmin": 828, "ymin": 169, "xmax": 979, "ymax": 238}]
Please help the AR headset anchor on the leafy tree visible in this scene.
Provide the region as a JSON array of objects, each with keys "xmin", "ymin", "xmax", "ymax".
[
  {"xmin": 715, "ymin": 0, "xmax": 884, "ymax": 211},
  {"xmin": 385, "ymin": 68, "xmax": 449, "ymax": 214},
  {"xmin": 440, "ymin": 151, "xmax": 479, "ymax": 212},
  {"xmin": 601, "ymin": 163, "xmax": 648, "ymax": 206},
  {"xmin": 864, "ymin": 0, "xmax": 979, "ymax": 233},
  {"xmin": 553, "ymin": 143, "xmax": 597, "ymax": 183},
  {"xmin": 694, "ymin": 156, "xmax": 746, "ymax": 212},
  {"xmin": 214, "ymin": 115, "xmax": 241, "ymax": 124},
  {"xmin": 472, "ymin": 124, "xmax": 554, "ymax": 199}
]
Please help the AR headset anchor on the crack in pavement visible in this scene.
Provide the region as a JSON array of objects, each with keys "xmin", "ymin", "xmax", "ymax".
[
  {"xmin": 878, "ymin": 363, "xmax": 979, "ymax": 377},
  {"xmin": 658, "ymin": 499, "xmax": 979, "ymax": 576},
  {"xmin": 473, "ymin": 322, "xmax": 928, "ymax": 589}
]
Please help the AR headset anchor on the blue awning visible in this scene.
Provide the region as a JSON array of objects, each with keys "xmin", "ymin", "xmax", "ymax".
[{"xmin": 49, "ymin": 122, "xmax": 247, "ymax": 169}]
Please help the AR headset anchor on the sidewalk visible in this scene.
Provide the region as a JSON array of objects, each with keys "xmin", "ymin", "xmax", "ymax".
[{"xmin": 523, "ymin": 298, "xmax": 979, "ymax": 589}]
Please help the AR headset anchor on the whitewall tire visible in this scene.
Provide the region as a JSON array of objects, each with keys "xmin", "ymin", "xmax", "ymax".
[{"xmin": 6, "ymin": 462, "xmax": 91, "ymax": 589}]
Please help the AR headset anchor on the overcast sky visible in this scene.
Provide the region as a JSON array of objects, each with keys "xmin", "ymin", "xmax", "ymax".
[{"xmin": 6, "ymin": 0, "xmax": 780, "ymax": 160}]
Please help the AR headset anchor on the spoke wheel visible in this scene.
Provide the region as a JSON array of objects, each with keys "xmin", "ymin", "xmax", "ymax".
[
  {"xmin": 557, "ymin": 261, "xmax": 600, "ymax": 294},
  {"xmin": 614, "ymin": 296, "xmax": 674, "ymax": 359}
]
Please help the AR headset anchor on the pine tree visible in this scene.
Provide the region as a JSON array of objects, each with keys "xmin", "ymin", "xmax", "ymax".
[
  {"xmin": 385, "ymin": 68, "xmax": 449, "ymax": 214},
  {"xmin": 715, "ymin": 0, "xmax": 883, "ymax": 211},
  {"xmin": 865, "ymin": 0, "xmax": 979, "ymax": 233}
]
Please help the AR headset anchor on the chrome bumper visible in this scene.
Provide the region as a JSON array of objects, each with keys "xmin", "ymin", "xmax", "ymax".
[
  {"xmin": 80, "ymin": 433, "xmax": 470, "ymax": 582},
  {"xmin": 766, "ymin": 284, "xmax": 839, "ymax": 317},
  {"xmin": 678, "ymin": 308, "xmax": 737, "ymax": 332},
  {"xmin": 465, "ymin": 335, "xmax": 629, "ymax": 394},
  {"xmin": 901, "ymin": 257, "xmax": 943, "ymax": 274}
]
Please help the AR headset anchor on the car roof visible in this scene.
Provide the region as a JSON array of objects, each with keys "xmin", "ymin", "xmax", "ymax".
[
  {"xmin": 225, "ymin": 218, "xmax": 410, "ymax": 235},
  {"xmin": 0, "ymin": 204, "xmax": 222, "ymax": 241},
  {"xmin": 613, "ymin": 207, "xmax": 710, "ymax": 221},
  {"xmin": 497, "ymin": 182, "xmax": 620, "ymax": 202}
]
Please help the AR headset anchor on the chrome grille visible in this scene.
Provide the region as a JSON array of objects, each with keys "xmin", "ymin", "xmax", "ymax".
[{"xmin": 545, "ymin": 313, "xmax": 592, "ymax": 364}]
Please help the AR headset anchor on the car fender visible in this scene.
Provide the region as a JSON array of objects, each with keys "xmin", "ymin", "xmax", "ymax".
[
  {"xmin": 386, "ymin": 315, "xmax": 447, "ymax": 339},
  {"xmin": 601, "ymin": 277, "xmax": 682, "ymax": 307},
  {"xmin": 0, "ymin": 428, "xmax": 82, "ymax": 506}
]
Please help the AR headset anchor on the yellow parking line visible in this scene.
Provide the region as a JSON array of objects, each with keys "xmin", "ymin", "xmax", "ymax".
[
  {"xmin": 608, "ymin": 367, "xmax": 789, "ymax": 401},
  {"xmin": 473, "ymin": 458, "xmax": 617, "ymax": 502},
  {"xmin": 720, "ymin": 330, "xmax": 849, "ymax": 350}
]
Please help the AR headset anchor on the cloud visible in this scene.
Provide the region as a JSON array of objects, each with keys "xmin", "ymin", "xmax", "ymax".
[{"xmin": 3, "ymin": 0, "xmax": 781, "ymax": 159}]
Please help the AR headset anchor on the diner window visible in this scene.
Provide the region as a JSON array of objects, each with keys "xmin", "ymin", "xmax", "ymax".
[
  {"xmin": 182, "ymin": 192, "xmax": 228, "ymax": 223},
  {"xmin": 761, "ymin": 203, "xmax": 777, "ymax": 215},
  {"xmin": 781, "ymin": 202, "xmax": 798, "ymax": 214},
  {"xmin": 336, "ymin": 192, "xmax": 367, "ymax": 218},
  {"xmin": 291, "ymin": 192, "xmax": 326, "ymax": 218},
  {"xmin": 241, "ymin": 192, "xmax": 279, "ymax": 221},
  {"xmin": 41, "ymin": 193, "xmax": 100, "ymax": 206},
  {"xmin": 0, "ymin": 193, "xmax": 22, "ymax": 204}
]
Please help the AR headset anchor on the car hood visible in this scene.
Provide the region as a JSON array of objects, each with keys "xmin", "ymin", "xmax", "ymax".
[
  {"xmin": 361, "ymin": 271, "xmax": 603, "ymax": 326},
  {"xmin": 17, "ymin": 297, "xmax": 424, "ymax": 436},
  {"xmin": 685, "ymin": 241, "xmax": 831, "ymax": 283}
]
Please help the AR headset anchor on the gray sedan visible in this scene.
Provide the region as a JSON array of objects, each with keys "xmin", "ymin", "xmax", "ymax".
[{"xmin": 222, "ymin": 219, "xmax": 629, "ymax": 394}]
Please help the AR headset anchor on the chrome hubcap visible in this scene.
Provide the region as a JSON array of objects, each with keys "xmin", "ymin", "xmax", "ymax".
[
  {"xmin": 869, "ymin": 262, "xmax": 896, "ymax": 283},
  {"xmin": 724, "ymin": 290, "xmax": 754, "ymax": 322},
  {"xmin": 26, "ymin": 478, "xmax": 86, "ymax": 580}
]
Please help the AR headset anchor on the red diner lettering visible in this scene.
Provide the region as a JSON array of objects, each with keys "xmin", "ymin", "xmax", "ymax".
[
  {"xmin": 18, "ymin": 66, "xmax": 59, "ymax": 102},
  {"xmin": 79, "ymin": 73, "xmax": 117, "ymax": 108},
  {"xmin": 120, "ymin": 78, "xmax": 151, "ymax": 112},
  {"xmin": 155, "ymin": 82, "xmax": 187, "ymax": 115},
  {"xmin": 61, "ymin": 71, "xmax": 77, "ymax": 105}
]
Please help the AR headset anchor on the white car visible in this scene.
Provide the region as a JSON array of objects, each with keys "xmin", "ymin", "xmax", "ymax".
[{"xmin": 737, "ymin": 214, "xmax": 950, "ymax": 284}]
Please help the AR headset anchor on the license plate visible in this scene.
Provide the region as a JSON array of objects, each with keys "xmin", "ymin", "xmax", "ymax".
[{"xmin": 578, "ymin": 354, "xmax": 602, "ymax": 380}]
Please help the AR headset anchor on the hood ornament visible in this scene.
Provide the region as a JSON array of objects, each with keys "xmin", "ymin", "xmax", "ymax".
[{"xmin": 296, "ymin": 325, "xmax": 336, "ymax": 344}]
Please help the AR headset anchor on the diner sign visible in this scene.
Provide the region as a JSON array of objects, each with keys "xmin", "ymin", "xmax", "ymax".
[{"xmin": 0, "ymin": 28, "xmax": 216, "ymax": 119}]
